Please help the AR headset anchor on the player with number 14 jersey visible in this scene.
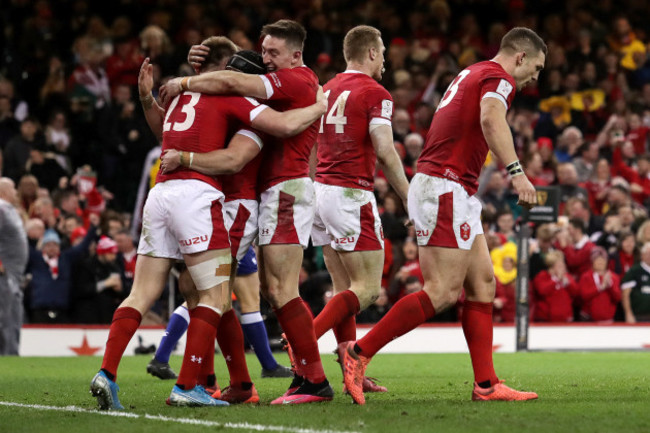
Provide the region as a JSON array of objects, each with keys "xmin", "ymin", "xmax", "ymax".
[{"xmin": 316, "ymin": 71, "xmax": 393, "ymax": 191}]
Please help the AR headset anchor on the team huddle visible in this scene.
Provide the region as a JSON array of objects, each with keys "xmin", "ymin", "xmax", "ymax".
[{"xmin": 90, "ymin": 19, "xmax": 545, "ymax": 409}]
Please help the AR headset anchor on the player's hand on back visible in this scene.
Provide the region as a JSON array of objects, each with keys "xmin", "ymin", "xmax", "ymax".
[
  {"xmin": 159, "ymin": 78, "xmax": 182, "ymax": 107},
  {"xmin": 160, "ymin": 149, "xmax": 182, "ymax": 173},
  {"xmin": 316, "ymin": 85, "xmax": 328, "ymax": 115},
  {"xmin": 511, "ymin": 175, "xmax": 537, "ymax": 209},
  {"xmin": 188, "ymin": 44, "xmax": 209, "ymax": 74}
]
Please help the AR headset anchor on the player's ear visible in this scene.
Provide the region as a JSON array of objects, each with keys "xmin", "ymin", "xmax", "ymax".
[
  {"xmin": 292, "ymin": 50, "xmax": 302, "ymax": 63},
  {"xmin": 369, "ymin": 46, "xmax": 377, "ymax": 61},
  {"xmin": 518, "ymin": 51, "xmax": 527, "ymax": 66}
]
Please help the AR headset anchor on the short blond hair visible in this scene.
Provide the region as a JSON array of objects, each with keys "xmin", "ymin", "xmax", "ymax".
[
  {"xmin": 544, "ymin": 250, "xmax": 565, "ymax": 267},
  {"xmin": 343, "ymin": 25, "xmax": 382, "ymax": 63},
  {"xmin": 201, "ymin": 36, "xmax": 238, "ymax": 70}
]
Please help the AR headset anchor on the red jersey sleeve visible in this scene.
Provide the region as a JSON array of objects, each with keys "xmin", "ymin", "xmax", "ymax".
[
  {"xmin": 260, "ymin": 68, "xmax": 309, "ymax": 103},
  {"xmin": 223, "ymin": 96, "xmax": 269, "ymax": 128},
  {"xmin": 365, "ymin": 86, "xmax": 394, "ymax": 127},
  {"xmin": 479, "ymin": 74, "xmax": 516, "ymax": 110}
]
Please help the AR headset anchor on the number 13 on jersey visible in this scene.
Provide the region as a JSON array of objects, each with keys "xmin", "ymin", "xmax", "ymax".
[{"xmin": 436, "ymin": 70, "xmax": 471, "ymax": 112}]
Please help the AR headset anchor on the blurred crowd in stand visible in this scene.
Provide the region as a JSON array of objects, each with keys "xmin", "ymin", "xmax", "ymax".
[{"xmin": 2, "ymin": 0, "xmax": 650, "ymax": 329}]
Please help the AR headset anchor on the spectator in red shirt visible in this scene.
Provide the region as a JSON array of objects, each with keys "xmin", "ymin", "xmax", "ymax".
[
  {"xmin": 577, "ymin": 247, "xmax": 622, "ymax": 322},
  {"xmin": 584, "ymin": 158, "xmax": 612, "ymax": 215},
  {"xmin": 555, "ymin": 218, "xmax": 597, "ymax": 279},
  {"xmin": 532, "ymin": 250, "xmax": 579, "ymax": 322}
]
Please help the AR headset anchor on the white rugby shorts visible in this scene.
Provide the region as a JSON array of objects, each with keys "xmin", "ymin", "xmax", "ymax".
[
  {"xmin": 408, "ymin": 173, "xmax": 483, "ymax": 250},
  {"xmin": 311, "ymin": 182, "xmax": 384, "ymax": 252},
  {"xmin": 258, "ymin": 177, "xmax": 315, "ymax": 248},
  {"xmin": 137, "ymin": 179, "xmax": 229, "ymax": 259},
  {"xmin": 223, "ymin": 198, "xmax": 259, "ymax": 261}
]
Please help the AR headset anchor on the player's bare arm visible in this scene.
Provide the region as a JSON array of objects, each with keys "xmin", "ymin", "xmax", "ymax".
[
  {"xmin": 371, "ymin": 124, "xmax": 409, "ymax": 209},
  {"xmin": 253, "ymin": 86, "xmax": 327, "ymax": 137},
  {"xmin": 480, "ymin": 97, "xmax": 536, "ymax": 209},
  {"xmin": 138, "ymin": 58, "xmax": 165, "ymax": 141},
  {"xmin": 160, "ymin": 71, "xmax": 268, "ymax": 106},
  {"xmin": 160, "ymin": 132, "xmax": 261, "ymax": 175}
]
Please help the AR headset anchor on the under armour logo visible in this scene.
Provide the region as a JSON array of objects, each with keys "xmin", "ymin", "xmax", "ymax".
[
  {"xmin": 300, "ymin": 358, "xmax": 307, "ymax": 365},
  {"xmin": 261, "ymin": 228, "xmax": 270, "ymax": 235},
  {"xmin": 190, "ymin": 355, "xmax": 203, "ymax": 364},
  {"xmin": 226, "ymin": 355, "xmax": 232, "ymax": 362}
]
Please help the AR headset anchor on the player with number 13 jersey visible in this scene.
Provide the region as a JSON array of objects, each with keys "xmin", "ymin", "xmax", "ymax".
[{"xmin": 418, "ymin": 61, "xmax": 517, "ymax": 196}]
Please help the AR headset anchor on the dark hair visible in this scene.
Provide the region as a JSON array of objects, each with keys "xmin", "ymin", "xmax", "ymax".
[
  {"xmin": 568, "ymin": 217, "xmax": 586, "ymax": 233},
  {"xmin": 500, "ymin": 27, "xmax": 548, "ymax": 56},
  {"xmin": 201, "ymin": 36, "xmax": 238, "ymax": 71},
  {"xmin": 261, "ymin": 19, "xmax": 306, "ymax": 51},
  {"xmin": 226, "ymin": 50, "xmax": 266, "ymax": 75},
  {"xmin": 343, "ymin": 25, "xmax": 382, "ymax": 63},
  {"xmin": 405, "ymin": 276, "xmax": 421, "ymax": 286}
]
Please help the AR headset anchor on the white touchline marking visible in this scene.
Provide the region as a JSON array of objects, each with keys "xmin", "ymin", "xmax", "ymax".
[{"xmin": 0, "ymin": 401, "xmax": 360, "ymax": 433}]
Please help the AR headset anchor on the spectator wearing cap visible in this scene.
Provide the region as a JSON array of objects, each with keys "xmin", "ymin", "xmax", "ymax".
[
  {"xmin": 93, "ymin": 236, "xmax": 123, "ymax": 323},
  {"xmin": 621, "ymin": 242, "xmax": 650, "ymax": 323},
  {"xmin": 26, "ymin": 226, "xmax": 97, "ymax": 323},
  {"xmin": 536, "ymin": 137, "xmax": 558, "ymax": 185},
  {"xmin": 532, "ymin": 250, "xmax": 578, "ymax": 322},
  {"xmin": 555, "ymin": 218, "xmax": 597, "ymax": 280},
  {"xmin": 70, "ymin": 234, "xmax": 123, "ymax": 324},
  {"xmin": 577, "ymin": 247, "xmax": 622, "ymax": 322}
]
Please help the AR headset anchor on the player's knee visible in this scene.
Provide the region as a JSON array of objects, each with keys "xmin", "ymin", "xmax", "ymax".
[
  {"xmin": 352, "ymin": 283, "xmax": 380, "ymax": 310},
  {"xmin": 261, "ymin": 284, "xmax": 282, "ymax": 308}
]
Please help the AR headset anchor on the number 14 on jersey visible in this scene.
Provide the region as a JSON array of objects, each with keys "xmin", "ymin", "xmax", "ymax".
[{"xmin": 320, "ymin": 90, "xmax": 351, "ymax": 134}]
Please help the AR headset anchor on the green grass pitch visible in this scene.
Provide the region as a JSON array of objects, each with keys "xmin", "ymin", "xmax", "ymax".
[{"xmin": 1, "ymin": 352, "xmax": 648, "ymax": 433}]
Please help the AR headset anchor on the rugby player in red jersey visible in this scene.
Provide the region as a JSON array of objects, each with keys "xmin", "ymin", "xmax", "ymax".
[
  {"xmin": 340, "ymin": 27, "xmax": 545, "ymax": 404},
  {"xmin": 90, "ymin": 35, "xmax": 326, "ymax": 410},
  {"xmin": 162, "ymin": 20, "xmax": 334, "ymax": 404},
  {"xmin": 309, "ymin": 25, "xmax": 409, "ymax": 394}
]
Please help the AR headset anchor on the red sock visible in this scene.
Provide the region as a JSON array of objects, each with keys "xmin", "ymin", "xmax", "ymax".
[
  {"xmin": 101, "ymin": 307, "xmax": 142, "ymax": 380},
  {"xmin": 333, "ymin": 314, "xmax": 356, "ymax": 343},
  {"xmin": 216, "ymin": 309, "xmax": 251, "ymax": 387},
  {"xmin": 314, "ymin": 290, "xmax": 360, "ymax": 340},
  {"xmin": 357, "ymin": 290, "xmax": 435, "ymax": 358},
  {"xmin": 462, "ymin": 300, "xmax": 499, "ymax": 386},
  {"xmin": 176, "ymin": 306, "xmax": 221, "ymax": 390},
  {"xmin": 198, "ymin": 334, "xmax": 216, "ymax": 387},
  {"xmin": 275, "ymin": 297, "xmax": 326, "ymax": 384}
]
